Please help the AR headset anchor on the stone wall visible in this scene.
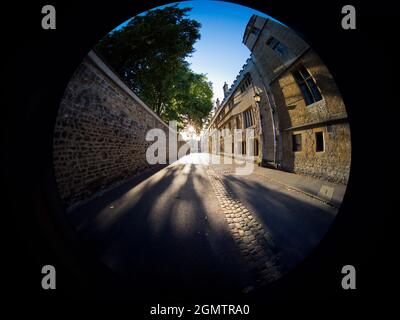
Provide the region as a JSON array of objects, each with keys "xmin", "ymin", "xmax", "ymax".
[
  {"xmin": 281, "ymin": 123, "xmax": 351, "ymax": 184},
  {"xmin": 244, "ymin": 16, "xmax": 309, "ymax": 85},
  {"xmin": 53, "ymin": 51, "xmax": 175, "ymax": 208},
  {"xmin": 272, "ymin": 49, "xmax": 348, "ymax": 128},
  {"xmin": 271, "ymin": 49, "xmax": 351, "ymax": 184}
]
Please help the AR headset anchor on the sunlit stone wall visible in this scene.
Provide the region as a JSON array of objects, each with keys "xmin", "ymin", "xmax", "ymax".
[
  {"xmin": 271, "ymin": 49, "xmax": 351, "ymax": 184},
  {"xmin": 53, "ymin": 51, "xmax": 174, "ymax": 208}
]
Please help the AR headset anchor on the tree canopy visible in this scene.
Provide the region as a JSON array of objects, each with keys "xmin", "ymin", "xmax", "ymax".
[{"xmin": 96, "ymin": 5, "xmax": 213, "ymax": 132}]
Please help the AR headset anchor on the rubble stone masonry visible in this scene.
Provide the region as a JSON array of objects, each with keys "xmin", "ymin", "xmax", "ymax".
[
  {"xmin": 53, "ymin": 51, "xmax": 172, "ymax": 208},
  {"xmin": 271, "ymin": 49, "xmax": 351, "ymax": 184}
]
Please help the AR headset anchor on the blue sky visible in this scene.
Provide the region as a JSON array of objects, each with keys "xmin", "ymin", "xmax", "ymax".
[{"xmin": 113, "ymin": 1, "xmax": 281, "ymax": 102}]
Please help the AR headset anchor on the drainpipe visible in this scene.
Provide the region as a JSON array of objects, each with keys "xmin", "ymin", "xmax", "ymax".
[{"xmin": 250, "ymin": 55, "xmax": 277, "ymax": 167}]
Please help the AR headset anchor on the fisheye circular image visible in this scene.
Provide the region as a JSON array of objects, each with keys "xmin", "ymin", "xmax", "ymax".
[{"xmin": 53, "ymin": 1, "xmax": 351, "ymax": 298}]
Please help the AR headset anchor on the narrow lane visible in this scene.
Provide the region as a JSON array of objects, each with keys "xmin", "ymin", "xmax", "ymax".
[{"xmin": 68, "ymin": 153, "xmax": 338, "ymax": 298}]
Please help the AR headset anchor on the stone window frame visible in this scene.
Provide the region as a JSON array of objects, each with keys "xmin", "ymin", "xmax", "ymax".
[
  {"xmin": 243, "ymin": 107, "xmax": 255, "ymax": 128},
  {"xmin": 254, "ymin": 138, "xmax": 259, "ymax": 156},
  {"xmin": 292, "ymin": 64, "xmax": 323, "ymax": 107},
  {"xmin": 291, "ymin": 132, "xmax": 303, "ymax": 153},
  {"xmin": 235, "ymin": 116, "xmax": 241, "ymax": 129},
  {"xmin": 314, "ymin": 129, "xmax": 325, "ymax": 154},
  {"xmin": 266, "ymin": 36, "xmax": 288, "ymax": 57}
]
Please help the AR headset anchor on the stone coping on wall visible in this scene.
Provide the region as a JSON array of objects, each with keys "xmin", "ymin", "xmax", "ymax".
[{"xmin": 87, "ymin": 50, "xmax": 176, "ymax": 134}]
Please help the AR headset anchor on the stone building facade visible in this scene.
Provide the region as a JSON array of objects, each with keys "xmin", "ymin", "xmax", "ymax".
[
  {"xmin": 204, "ymin": 58, "xmax": 264, "ymax": 165},
  {"xmin": 269, "ymin": 50, "xmax": 350, "ymax": 183},
  {"xmin": 53, "ymin": 51, "xmax": 179, "ymax": 208},
  {"xmin": 204, "ymin": 15, "xmax": 351, "ymax": 184},
  {"xmin": 242, "ymin": 15, "xmax": 351, "ymax": 184}
]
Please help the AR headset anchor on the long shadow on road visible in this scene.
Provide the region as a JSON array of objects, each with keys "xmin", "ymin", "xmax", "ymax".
[
  {"xmin": 222, "ymin": 174, "xmax": 337, "ymax": 274},
  {"xmin": 67, "ymin": 163, "xmax": 250, "ymax": 300}
]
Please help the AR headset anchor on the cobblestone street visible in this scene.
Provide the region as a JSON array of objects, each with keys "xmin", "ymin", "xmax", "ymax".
[
  {"xmin": 207, "ymin": 168, "xmax": 282, "ymax": 289},
  {"xmin": 7, "ymin": 0, "xmax": 393, "ymax": 306},
  {"xmin": 68, "ymin": 153, "xmax": 339, "ymax": 298}
]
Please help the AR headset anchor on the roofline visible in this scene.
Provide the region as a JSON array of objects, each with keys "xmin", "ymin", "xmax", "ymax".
[
  {"xmin": 204, "ymin": 65, "xmax": 253, "ymax": 134},
  {"xmin": 242, "ymin": 14, "xmax": 257, "ymax": 44}
]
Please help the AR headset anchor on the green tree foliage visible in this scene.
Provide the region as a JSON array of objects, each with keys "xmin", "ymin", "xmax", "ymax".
[
  {"xmin": 163, "ymin": 61, "xmax": 213, "ymax": 132},
  {"xmin": 96, "ymin": 5, "xmax": 213, "ymax": 131}
]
